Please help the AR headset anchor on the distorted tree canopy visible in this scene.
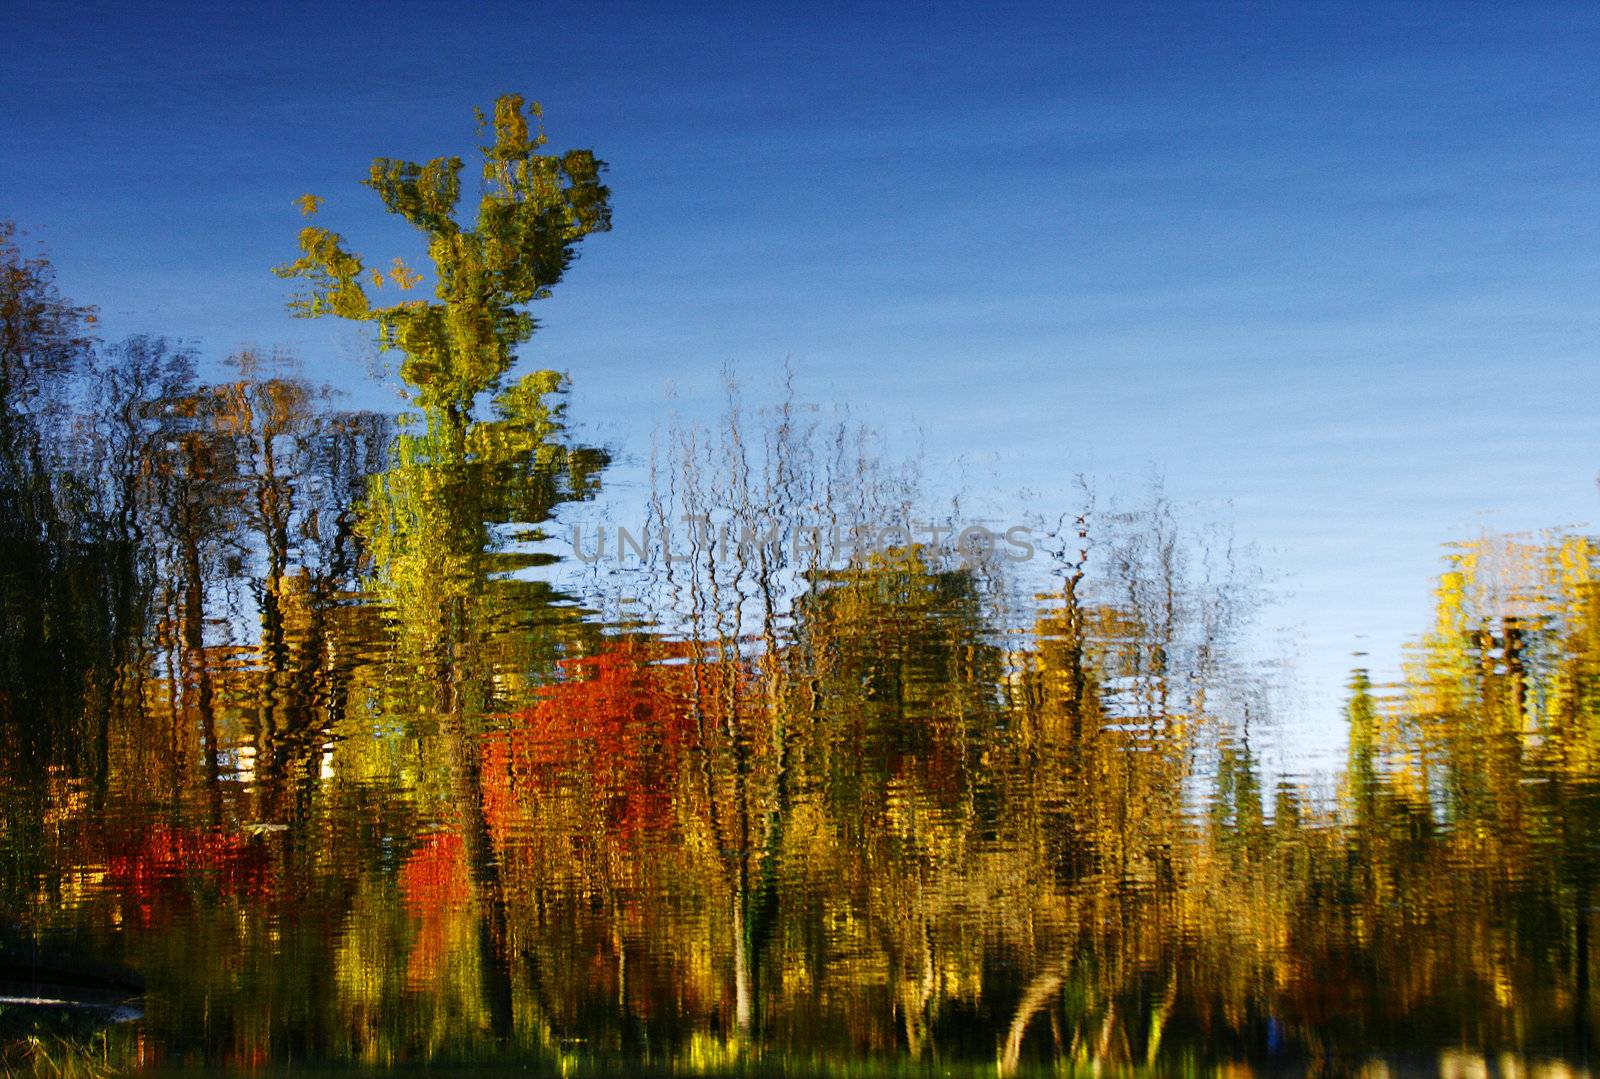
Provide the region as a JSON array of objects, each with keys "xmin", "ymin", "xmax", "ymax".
[
  {"xmin": 0, "ymin": 221, "xmax": 96, "ymax": 412},
  {"xmin": 275, "ymin": 94, "xmax": 611, "ymax": 413}
]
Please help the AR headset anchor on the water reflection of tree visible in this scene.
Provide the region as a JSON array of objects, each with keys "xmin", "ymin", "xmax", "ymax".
[
  {"xmin": 1, "ymin": 221, "xmax": 114, "ymax": 778},
  {"xmin": 273, "ymin": 93, "xmax": 613, "ymax": 1057},
  {"xmin": 5, "ymin": 90, "xmax": 1600, "ymax": 1074}
]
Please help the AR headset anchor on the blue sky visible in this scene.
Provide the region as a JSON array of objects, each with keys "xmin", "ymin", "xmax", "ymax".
[{"xmin": 5, "ymin": 1, "xmax": 1599, "ymax": 764}]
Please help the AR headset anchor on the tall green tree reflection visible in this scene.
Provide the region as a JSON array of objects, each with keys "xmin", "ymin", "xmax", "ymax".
[{"xmin": 275, "ymin": 94, "xmax": 612, "ymax": 1054}]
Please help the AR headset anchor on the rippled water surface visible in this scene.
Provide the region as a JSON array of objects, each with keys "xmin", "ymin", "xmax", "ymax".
[
  {"xmin": 4, "ymin": 351, "xmax": 1598, "ymax": 1077},
  {"xmin": 3, "ymin": 100, "xmax": 1600, "ymax": 1076}
]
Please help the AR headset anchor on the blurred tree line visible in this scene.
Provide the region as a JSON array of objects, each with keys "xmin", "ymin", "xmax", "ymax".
[{"xmin": 2, "ymin": 95, "xmax": 1599, "ymax": 1075}]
